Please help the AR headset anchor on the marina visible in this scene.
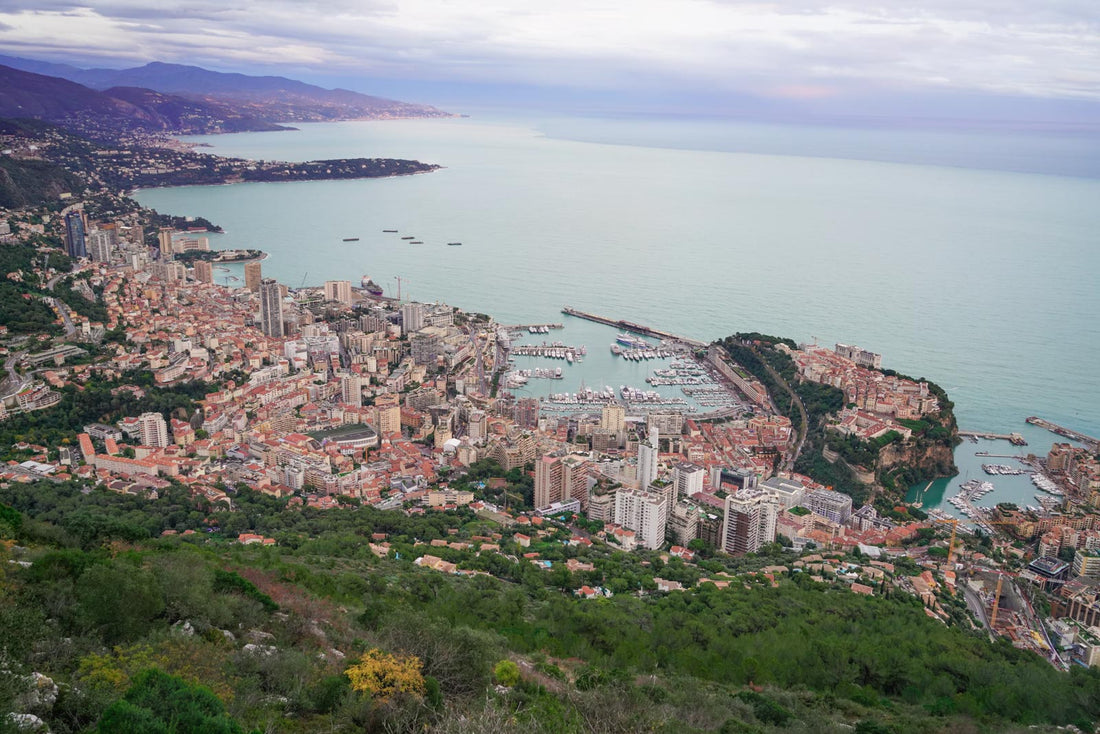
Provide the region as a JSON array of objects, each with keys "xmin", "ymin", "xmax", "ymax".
[{"xmin": 946, "ymin": 479, "xmax": 995, "ymax": 533}]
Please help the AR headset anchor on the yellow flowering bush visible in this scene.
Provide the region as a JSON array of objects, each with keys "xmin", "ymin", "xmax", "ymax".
[{"xmin": 345, "ymin": 649, "xmax": 425, "ymax": 702}]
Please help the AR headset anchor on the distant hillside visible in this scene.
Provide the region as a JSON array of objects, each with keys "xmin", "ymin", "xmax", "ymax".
[
  {"xmin": 0, "ymin": 64, "xmax": 290, "ymax": 138},
  {"xmin": 104, "ymin": 86, "xmax": 287, "ymax": 133},
  {"xmin": 0, "ymin": 55, "xmax": 452, "ymax": 123},
  {"xmin": 0, "ymin": 157, "xmax": 79, "ymax": 208},
  {"xmin": 0, "ymin": 64, "xmax": 144, "ymax": 125},
  {"xmin": 0, "ymin": 120, "xmax": 81, "ymax": 208}
]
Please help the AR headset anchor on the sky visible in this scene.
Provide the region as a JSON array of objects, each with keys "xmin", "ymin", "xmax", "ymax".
[{"xmin": 1, "ymin": 1, "xmax": 1099, "ymax": 120}]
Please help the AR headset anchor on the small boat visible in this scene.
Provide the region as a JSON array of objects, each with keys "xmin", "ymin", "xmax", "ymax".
[
  {"xmin": 447, "ymin": 242, "xmax": 462, "ymax": 246},
  {"xmin": 383, "ymin": 229, "xmax": 398, "ymax": 233},
  {"xmin": 410, "ymin": 241, "xmax": 423, "ymax": 244},
  {"xmin": 401, "ymin": 236, "xmax": 415, "ymax": 240},
  {"xmin": 342, "ymin": 237, "xmax": 359, "ymax": 242}
]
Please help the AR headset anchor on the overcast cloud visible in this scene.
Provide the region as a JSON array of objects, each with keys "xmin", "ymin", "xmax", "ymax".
[{"xmin": 0, "ymin": 0, "xmax": 1098, "ymax": 102}]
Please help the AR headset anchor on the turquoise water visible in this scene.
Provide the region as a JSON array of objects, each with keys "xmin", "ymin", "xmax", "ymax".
[{"xmin": 133, "ymin": 116, "xmax": 1100, "ymax": 512}]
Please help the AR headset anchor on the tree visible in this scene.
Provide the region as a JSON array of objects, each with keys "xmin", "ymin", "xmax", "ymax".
[
  {"xmin": 345, "ymin": 649, "xmax": 425, "ymax": 703},
  {"xmin": 96, "ymin": 669, "xmax": 243, "ymax": 734},
  {"xmin": 494, "ymin": 660, "xmax": 520, "ymax": 687}
]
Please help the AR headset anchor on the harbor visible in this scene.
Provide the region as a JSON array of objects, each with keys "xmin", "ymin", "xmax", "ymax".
[
  {"xmin": 501, "ymin": 317, "xmax": 748, "ymax": 418},
  {"xmin": 906, "ymin": 434, "xmax": 1075, "ymax": 523},
  {"xmin": 562, "ymin": 306, "xmax": 708, "ymax": 348}
]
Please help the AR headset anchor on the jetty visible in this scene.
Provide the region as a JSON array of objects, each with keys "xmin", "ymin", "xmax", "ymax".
[
  {"xmin": 562, "ymin": 306, "xmax": 707, "ymax": 348},
  {"xmin": 1026, "ymin": 417, "xmax": 1100, "ymax": 450},
  {"xmin": 958, "ymin": 430, "xmax": 1028, "ymax": 446},
  {"xmin": 504, "ymin": 323, "xmax": 564, "ymax": 332}
]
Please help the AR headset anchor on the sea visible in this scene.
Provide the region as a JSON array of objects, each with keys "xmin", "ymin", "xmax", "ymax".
[{"xmin": 132, "ymin": 113, "xmax": 1100, "ymax": 517}]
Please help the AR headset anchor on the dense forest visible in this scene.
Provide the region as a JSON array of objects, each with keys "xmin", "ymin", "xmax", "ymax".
[{"xmin": 2, "ymin": 481, "xmax": 1099, "ymax": 733}]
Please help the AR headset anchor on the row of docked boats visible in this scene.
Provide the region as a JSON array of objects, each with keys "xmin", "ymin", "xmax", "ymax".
[
  {"xmin": 1032, "ymin": 472, "xmax": 1064, "ymax": 496},
  {"xmin": 982, "ymin": 463, "xmax": 1027, "ymax": 476}
]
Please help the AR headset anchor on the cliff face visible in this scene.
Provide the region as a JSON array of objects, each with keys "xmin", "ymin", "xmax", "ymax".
[{"xmin": 876, "ymin": 433, "xmax": 958, "ymax": 488}]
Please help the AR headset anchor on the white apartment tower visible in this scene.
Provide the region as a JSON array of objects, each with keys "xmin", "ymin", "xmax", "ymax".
[
  {"xmin": 721, "ymin": 488, "xmax": 778, "ymax": 555},
  {"xmin": 672, "ymin": 462, "xmax": 705, "ymax": 497},
  {"xmin": 637, "ymin": 426, "xmax": 659, "ymax": 490},
  {"xmin": 614, "ymin": 487, "xmax": 668, "ymax": 551},
  {"xmin": 138, "ymin": 412, "xmax": 169, "ymax": 448}
]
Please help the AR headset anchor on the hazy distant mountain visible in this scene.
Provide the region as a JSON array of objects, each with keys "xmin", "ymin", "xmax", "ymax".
[
  {"xmin": 0, "ymin": 64, "xmax": 291, "ymax": 137},
  {"xmin": 0, "ymin": 55, "xmax": 452, "ymax": 123}
]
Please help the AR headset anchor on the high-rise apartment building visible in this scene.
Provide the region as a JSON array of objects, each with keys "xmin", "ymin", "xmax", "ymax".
[
  {"xmin": 64, "ymin": 211, "xmax": 86, "ymax": 259},
  {"xmin": 138, "ymin": 411, "xmax": 169, "ymax": 448},
  {"xmin": 157, "ymin": 227, "xmax": 174, "ymax": 256},
  {"xmin": 805, "ymin": 488, "xmax": 853, "ymax": 524},
  {"xmin": 401, "ymin": 302, "xmax": 425, "ymax": 333},
  {"xmin": 637, "ymin": 427, "xmax": 659, "ymax": 490},
  {"xmin": 514, "ymin": 398, "xmax": 539, "ymax": 429},
  {"xmin": 192, "ymin": 260, "xmax": 213, "ymax": 283},
  {"xmin": 561, "ymin": 454, "xmax": 591, "ymax": 509},
  {"xmin": 340, "ymin": 374, "xmax": 362, "ymax": 407},
  {"xmin": 672, "ymin": 462, "xmax": 705, "ymax": 497},
  {"xmin": 721, "ymin": 488, "xmax": 778, "ymax": 555},
  {"xmin": 614, "ymin": 487, "xmax": 668, "ymax": 551},
  {"xmin": 600, "ymin": 403, "xmax": 625, "ymax": 433},
  {"xmin": 668, "ymin": 501, "xmax": 700, "ymax": 546},
  {"xmin": 535, "ymin": 453, "xmax": 591, "ymax": 510},
  {"xmin": 535, "ymin": 455, "xmax": 564, "ymax": 509},
  {"xmin": 87, "ymin": 230, "xmax": 113, "ymax": 263},
  {"xmin": 244, "ymin": 261, "xmax": 263, "ymax": 293},
  {"xmin": 324, "ymin": 280, "xmax": 353, "ymax": 306},
  {"xmin": 467, "ymin": 409, "xmax": 487, "ymax": 443},
  {"xmin": 259, "ymin": 278, "xmax": 284, "ymax": 338}
]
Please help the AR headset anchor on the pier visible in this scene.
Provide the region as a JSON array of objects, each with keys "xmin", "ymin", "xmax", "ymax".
[
  {"xmin": 561, "ymin": 306, "xmax": 708, "ymax": 348},
  {"xmin": 958, "ymin": 430, "xmax": 1028, "ymax": 446},
  {"xmin": 505, "ymin": 323, "xmax": 564, "ymax": 332},
  {"xmin": 1026, "ymin": 417, "xmax": 1100, "ymax": 450}
]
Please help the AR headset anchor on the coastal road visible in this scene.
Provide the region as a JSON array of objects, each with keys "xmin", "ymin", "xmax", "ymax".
[{"xmin": 1, "ymin": 350, "xmax": 28, "ymax": 397}]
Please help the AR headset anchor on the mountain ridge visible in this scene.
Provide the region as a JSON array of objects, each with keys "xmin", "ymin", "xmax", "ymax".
[{"xmin": 0, "ymin": 54, "xmax": 452, "ymax": 123}]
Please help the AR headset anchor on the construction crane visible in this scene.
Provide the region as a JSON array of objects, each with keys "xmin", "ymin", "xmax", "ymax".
[
  {"xmin": 394, "ymin": 275, "xmax": 406, "ymax": 302},
  {"xmin": 932, "ymin": 516, "xmax": 959, "ymax": 565},
  {"xmin": 990, "ymin": 573, "xmax": 1005, "ymax": 628}
]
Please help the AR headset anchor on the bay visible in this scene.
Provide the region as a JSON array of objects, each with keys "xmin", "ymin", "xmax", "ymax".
[{"xmin": 133, "ymin": 115, "xmax": 1100, "ymax": 514}]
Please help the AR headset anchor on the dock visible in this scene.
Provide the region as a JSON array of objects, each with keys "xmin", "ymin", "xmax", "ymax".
[
  {"xmin": 1026, "ymin": 417, "xmax": 1100, "ymax": 450},
  {"xmin": 562, "ymin": 306, "xmax": 707, "ymax": 348},
  {"xmin": 958, "ymin": 430, "xmax": 1028, "ymax": 446},
  {"xmin": 504, "ymin": 323, "xmax": 563, "ymax": 331}
]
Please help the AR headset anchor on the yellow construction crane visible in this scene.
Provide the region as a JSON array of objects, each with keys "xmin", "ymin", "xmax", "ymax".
[
  {"xmin": 932, "ymin": 516, "xmax": 958, "ymax": 565},
  {"xmin": 990, "ymin": 573, "xmax": 1005, "ymax": 628}
]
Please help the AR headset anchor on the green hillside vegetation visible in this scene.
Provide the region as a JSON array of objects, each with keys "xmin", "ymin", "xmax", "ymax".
[
  {"xmin": 0, "ymin": 156, "xmax": 82, "ymax": 208},
  {"xmin": 2, "ymin": 484, "xmax": 1099, "ymax": 733},
  {"xmin": 0, "ymin": 371, "xmax": 215, "ymax": 456}
]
